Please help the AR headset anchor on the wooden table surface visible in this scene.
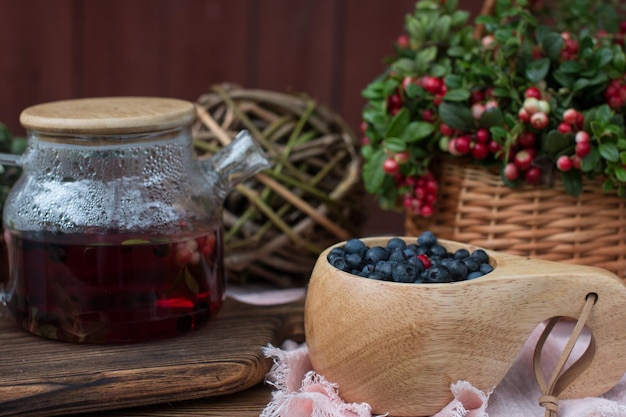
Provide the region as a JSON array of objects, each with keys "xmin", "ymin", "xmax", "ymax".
[{"xmin": 0, "ymin": 298, "xmax": 304, "ymax": 417}]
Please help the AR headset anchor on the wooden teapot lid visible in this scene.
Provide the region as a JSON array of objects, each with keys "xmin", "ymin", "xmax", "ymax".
[{"xmin": 20, "ymin": 97, "xmax": 196, "ymax": 135}]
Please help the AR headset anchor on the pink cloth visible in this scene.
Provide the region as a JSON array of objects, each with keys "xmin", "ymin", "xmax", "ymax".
[{"xmin": 262, "ymin": 323, "xmax": 626, "ymax": 417}]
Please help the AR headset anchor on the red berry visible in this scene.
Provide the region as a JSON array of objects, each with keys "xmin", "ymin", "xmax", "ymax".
[
  {"xmin": 575, "ymin": 112, "xmax": 585, "ymax": 129},
  {"xmin": 524, "ymin": 87, "xmax": 542, "ymax": 99},
  {"xmin": 530, "ymin": 112, "xmax": 549, "ymax": 129},
  {"xmin": 396, "ymin": 34, "xmax": 410, "ymax": 48},
  {"xmin": 525, "ymin": 167, "xmax": 542, "ymax": 184},
  {"xmin": 514, "ymin": 149, "xmax": 534, "ymax": 171},
  {"xmin": 470, "ymin": 89, "xmax": 485, "ymax": 104},
  {"xmin": 423, "ymin": 76, "xmax": 443, "ymax": 94},
  {"xmin": 422, "ymin": 109, "xmax": 435, "ymax": 122},
  {"xmin": 575, "ymin": 141, "xmax": 591, "ymax": 158},
  {"xmin": 360, "ymin": 121, "xmax": 367, "ymax": 134},
  {"xmin": 394, "ymin": 151, "xmax": 410, "ymax": 164},
  {"xmin": 518, "ymin": 131, "xmax": 536, "ymax": 148},
  {"xmin": 488, "ymin": 140, "xmax": 501, "ymax": 155},
  {"xmin": 382, "ymin": 158, "xmax": 399, "ymax": 174},
  {"xmin": 504, "ymin": 162, "xmax": 520, "ymax": 181},
  {"xmin": 608, "ymin": 95, "xmax": 624, "ymax": 109},
  {"xmin": 472, "ymin": 142, "xmax": 489, "ymax": 160},
  {"xmin": 518, "ymin": 107, "xmax": 531, "ymax": 122},
  {"xmin": 439, "ymin": 123, "xmax": 454, "ymax": 137},
  {"xmin": 453, "ymin": 136, "xmax": 471, "ymax": 154},
  {"xmin": 565, "ymin": 39, "xmax": 579, "ymax": 53},
  {"xmin": 562, "ymin": 108, "xmax": 578, "ymax": 125},
  {"xmin": 472, "ymin": 103, "xmax": 486, "ymax": 120},
  {"xmin": 475, "ymin": 128, "xmax": 490, "ymax": 143},
  {"xmin": 571, "ymin": 155, "xmax": 582, "ymax": 169},
  {"xmin": 417, "ymin": 254, "xmax": 432, "ymax": 269},
  {"xmin": 523, "ymin": 97, "xmax": 540, "ymax": 114},
  {"xmin": 575, "ymin": 131, "xmax": 590, "ymax": 144},
  {"xmin": 556, "ymin": 155, "xmax": 573, "ymax": 171},
  {"xmin": 558, "ymin": 122, "xmax": 573, "ymax": 134},
  {"xmin": 420, "ymin": 204, "xmax": 434, "ymax": 217}
]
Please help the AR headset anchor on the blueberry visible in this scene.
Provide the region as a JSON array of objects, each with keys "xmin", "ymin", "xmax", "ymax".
[
  {"xmin": 454, "ymin": 248, "xmax": 470, "ymax": 260},
  {"xmin": 364, "ymin": 246, "xmax": 388, "ymax": 264},
  {"xmin": 388, "ymin": 248, "xmax": 408, "ymax": 262},
  {"xmin": 472, "ymin": 249, "xmax": 489, "ymax": 264},
  {"xmin": 423, "ymin": 265, "xmax": 452, "ymax": 283},
  {"xmin": 447, "ymin": 260, "xmax": 469, "ymax": 281},
  {"xmin": 387, "ymin": 237, "xmax": 407, "ymax": 251},
  {"xmin": 329, "ymin": 247, "xmax": 345, "ymax": 258},
  {"xmin": 480, "ymin": 263, "xmax": 494, "ymax": 274},
  {"xmin": 330, "ymin": 256, "xmax": 349, "ymax": 271},
  {"xmin": 367, "ymin": 272, "xmax": 386, "ymax": 280},
  {"xmin": 407, "ymin": 256, "xmax": 426, "ymax": 273},
  {"xmin": 462, "ymin": 257, "xmax": 481, "ymax": 272},
  {"xmin": 404, "ymin": 246, "xmax": 418, "ymax": 258},
  {"xmin": 361, "ymin": 264, "xmax": 375, "ymax": 275},
  {"xmin": 344, "ymin": 238, "xmax": 367, "ymax": 255},
  {"xmin": 467, "ymin": 271, "xmax": 483, "ymax": 280},
  {"xmin": 392, "ymin": 262, "xmax": 418, "ymax": 283},
  {"xmin": 375, "ymin": 260, "xmax": 395, "ymax": 281},
  {"xmin": 429, "ymin": 244, "xmax": 448, "ymax": 258},
  {"xmin": 417, "ymin": 231, "xmax": 438, "ymax": 248},
  {"xmin": 346, "ymin": 253, "xmax": 364, "ymax": 269}
]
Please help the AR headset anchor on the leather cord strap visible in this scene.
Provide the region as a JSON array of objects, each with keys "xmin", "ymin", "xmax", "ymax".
[{"xmin": 533, "ymin": 293, "xmax": 597, "ymax": 417}]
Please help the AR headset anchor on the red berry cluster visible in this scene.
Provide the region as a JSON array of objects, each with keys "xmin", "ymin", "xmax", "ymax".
[
  {"xmin": 555, "ymin": 109, "xmax": 590, "ymax": 172},
  {"xmin": 560, "ymin": 32, "xmax": 579, "ymax": 61},
  {"xmin": 604, "ymin": 78, "xmax": 626, "ymax": 110},
  {"xmin": 505, "ymin": 87, "xmax": 554, "ymax": 183},
  {"xmin": 400, "ymin": 171, "xmax": 438, "ymax": 217},
  {"xmin": 441, "ymin": 88, "xmax": 503, "ymax": 161}
]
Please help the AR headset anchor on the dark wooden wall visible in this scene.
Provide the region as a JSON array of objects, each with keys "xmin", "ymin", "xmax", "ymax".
[{"xmin": 0, "ymin": 0, "xmax": 481, "ymax": 235}]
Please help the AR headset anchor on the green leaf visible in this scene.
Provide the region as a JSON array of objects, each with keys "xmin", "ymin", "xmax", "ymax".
[
  {"xmin": 433, "ymin": 15, "xmax": 452, "ymax": 42},
  {"xmin": 444, "ymin": 74, "xmax": 463, "ymax": 89},
  {"xmin": 443, "ymin": 88, "xmax": 470, "ymax": 102},
  {"xmin": 402, "ymin": 121, "xmax": 435, "ymax": 142},
  {"xmin": 561, "ymin": 170, "xmax": 582, "ymax": 196},
  {"xmin": 599, "ymin": 142, "xmax": 620, "ymax": 162},
  {"xmin": 450, "ymin": 10, "xmax": 469, "ymax": 28},
  {"xmin": 491, "ymin": 88, "xmax": 513, "ymax": 98},
  {"xmin": 559, "ymin": 61, "xmax": 583, "ymax": 74},
  {"xmin": 542, "ymin": 32, "xmax": 564, "ymax": 61},
  {"xmin": 525, "ymin": 58, "xmax": 550, "ymax": 84},
  {"xmin": 592, "ymin": 46, "xmax": 614, "ymax": 69},
  {"xmin": 405, "ymin": 82, "xmax": 420, "ymax": 98},
  {"xmin": 479, "ymin": 107, "xmax": 505, "ymax": 128},
  {"xmin": 616, "ymin": 166, "xmax": 626, "ymax": 182},
  {"xmin": 416, "ymin": 46, "xmax": 438, "ymax": 66},
  {"xmin": 385, "ymin": 107, "xmax": 410, "ymax": 138},
  {"xmin": 572, "ymin": 78, "xmax": 590, "ymax": 92},
  {"xmin": 391, "ymin": 58, "xmax": 416, "ymax": 76},
  {"xmin": 542, "ymin": 130, "xmax": 571, "ymax": 155},
  {"xmin": 438, "ymin": 102, "xmax": 475, "ymax": 131},
  {"xmin": 581, "ymin": 147, "xmax": 601, "ymax": 172},
  {"xmin": 552, "ymin": 71, "xmax": 574, "ymax": 89},
  {"xmin": 384, "ymin": 137, "xmax": 407, "ymax": 152},
  {"xmin": 362, "ymin": 148, "xmax": 387, "ymax": 194}
]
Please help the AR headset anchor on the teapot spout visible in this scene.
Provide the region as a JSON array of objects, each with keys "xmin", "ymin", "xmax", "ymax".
[{"xmin": 200, "ymin": 130, "xmax": 271, "ymax": 200}]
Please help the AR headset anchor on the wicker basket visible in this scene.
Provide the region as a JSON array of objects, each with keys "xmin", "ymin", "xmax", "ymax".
[
  {"xmin": 405, "ymin": 159, "xmax": 626, "ymax": 282},
  {"xmin": 193, "ymin": 84, "xmax": 364, "ymax": 287}
]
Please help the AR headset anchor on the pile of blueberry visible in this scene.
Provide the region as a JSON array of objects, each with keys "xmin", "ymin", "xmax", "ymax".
[{"xmin": 326, "ymin": 231, "xmax": 494, "ymax": 283}]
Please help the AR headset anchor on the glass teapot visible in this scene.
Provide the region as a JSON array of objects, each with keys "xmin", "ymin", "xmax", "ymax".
[{"xmin": 0, "ymin": 97, "xmax": 271, "ymax": 343}]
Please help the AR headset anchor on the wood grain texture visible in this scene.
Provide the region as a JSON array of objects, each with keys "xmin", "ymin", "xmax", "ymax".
[
  {"xmin": 0, "ymin": 299, "xmax": 303, "ymax": 417},
  {"xmin": 75, "ymin": 383, "xmax": 272, "ymax": 416},
  {"xmin": 305, "ymin": 237, "xmax": 626, "ymax": 416}
]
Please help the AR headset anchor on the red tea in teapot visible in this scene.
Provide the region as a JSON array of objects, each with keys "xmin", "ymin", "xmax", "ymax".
[{"xmin": 4, "ymin": 228, "xmax": 223, "ymax": 343}]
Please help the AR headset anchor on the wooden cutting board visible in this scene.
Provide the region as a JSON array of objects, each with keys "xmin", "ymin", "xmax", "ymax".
[{"xmin": 0, "ymin": 298, "xmax": 304, "ymax": 417}]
